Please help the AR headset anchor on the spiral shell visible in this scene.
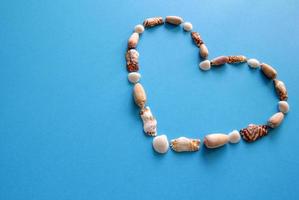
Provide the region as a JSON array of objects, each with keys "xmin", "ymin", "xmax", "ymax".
[
  {"xmin": 170, "ymin": 137, "xmax": 200, "ymax": 152},
  {"xmin": 143, "ymin": 17, "xmax": 164, "ymax": 28},
  {"xmin": 261, "ymin": 63, "xmax": 277, "ymax": 79},
  {"xmin": 240, "ymin": 124, "xmax": 268, "ymax": 142},
  {"xmin": 128, "ymin": 32, "xmax": 139, "ymax": 49},
  {"xmin": 140, "ymin": 106, "xmax": 157, "ymax": 136},
  {"xmin": 204, "ymin": 133, "xmax": 229, "ymax": 149},
  {"xmin": 274, "ymin": 79, "xmax": 288, "ymax": 101},
  {"xmin": 267, "ymin": 112, "xmax": 284, "ymax": 128},
  {"xmin": 133, "ymin": 83, "xmax": 147, "ymax": 108},
  {"xmin": 126, "ymin": 49, "xmax": 139, "ymax": 72},
  {"xmin": 165, "ymin": 16, "xmax": 184, "ymax": 25},
  {"xmin": 227, "ymin": 55, "xmax": 247, "ymax": 64}
]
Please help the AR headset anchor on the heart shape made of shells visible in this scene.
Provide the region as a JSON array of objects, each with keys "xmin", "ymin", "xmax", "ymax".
[{"xmin": 125, "ymin": 16, "xmax": 289, "ymax": 154}]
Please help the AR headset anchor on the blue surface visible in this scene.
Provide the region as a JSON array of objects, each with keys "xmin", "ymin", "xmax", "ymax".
[{"xmin": 1, "ymin": 0, "xmax": 299, "ymax": 199}]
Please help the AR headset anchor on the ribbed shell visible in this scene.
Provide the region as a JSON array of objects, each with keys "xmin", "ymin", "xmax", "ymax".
[
  {"xmin": 227, "ymin": 55, "xmax": 247, "ymax": 64},
  {"xmin": 240, "ymin": 124, "xmax": 269, "ymax": 142},
  {"xmin": 170, "ymin": 137, "xmax": 200, "ymax": 152},
  {"xmin": 126, "ymin": 49, "xmax": 139, "ymax": 72},
  {"xmin": 143, "ymin": 17, "xmax": 164, "ymax": 28}
]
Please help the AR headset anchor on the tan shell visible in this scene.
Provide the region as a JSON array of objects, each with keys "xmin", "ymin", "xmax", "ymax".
[
  {"xmin": 274, "ymin": 79, "xmax": 288, "ymax": 101},
  {"xmin": 191, "ymin": 32, "xmax": 204, "ymax": 47},
  {"xmin": 128, "ymin": 32, "xmax": 139, "ymax": 49},
  {"xmin": 165, "ymin": 16, "xmax": 184, "ymax": 25},
  {"xmin": 170, "ymin": 137, "xmax": 200, "ymax": 152},
  {"xmin": 261, "ymin": 63, "xmax": 277, "ymax": 79},
  {"xmin": 267, "ymin": 112, "xmax": 284, "ymax": 128},
  {"xmin": 204, "ymin": 134, "xmax": 229, "ymax": 149},
  {"xmin": 211, "ymin": 56, "xmax": 229, "ymax": 66},
  {"xmin": 143, "ymin": 17, "xmax": 164, "ymax": 28},
  {"xmin": 133, "ymin": 83, "xmax": 147, "ymax": 108},
  {"xmin": 227, "ymin": 55, "xmax": 247, "ymax": 64},
  {"xmin": 126, "ymin": 49, "xmax": 139, "ymax": 72},
  {"xmin": 199, "ymin": 44, "xmax": 209, "ymax": 59}
]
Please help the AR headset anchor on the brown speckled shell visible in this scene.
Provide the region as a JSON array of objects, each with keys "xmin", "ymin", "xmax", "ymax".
[
  {"xmin": 240, "ymin": 124, "xmax": 269, "ymax": 142},
  {"xmin": 143, "ymin": 17, "xmax": 164, "ymax": 28},
  {"xmin": 126, "ymin": 49, "xmax": 139, "ymax": 72},
  {"xmin": 191, "ymin": 32, "xmax": 204, "ymax": 47},
  {"xmin": 274, "ymin": 79, "xmax": 288, "ymax": 101},
  {"xmin": 227, "ymin": 55, "xmax": 247, "ymax": 64}
]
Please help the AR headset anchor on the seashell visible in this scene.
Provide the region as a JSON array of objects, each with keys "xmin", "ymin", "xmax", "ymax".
[
  {"xmin": 261, "ymin": 63, "xmax": 277, "ymax": 79},
  {"xmin": 199, "ymin": 44, "xmax": 209, "ymax": 59},
  {"xmin": 211, "ymin": 56, "xmax": 229, "ymax": 66},
  {"xmin": 199, "ymin": 60, "xmax": 211, "ymax": 71},
  {"xmin": 133, "ymin": 83, "xmax": 147, "ymax": 108},
  {"xmin": 204, "ymin": 133, "xmax": 229, "ymax": 149},
  {"xmin": 191, "ymin": 32, "xmax": 204, "ymax": 47},
  {"xmin": 240, "ymin": 124, "xmax": 268, "ymax": 142},
  {"xmin": 165, "ymin": 16, "xmax": 184, "ymax": 25},
  {"xmin": 274, "ymin": 79, "xmax": 288, "ymax": 101},
  {"xmin": 127, "ymin": 32, "xmax": 139, "ymax": 49},
  {"xmin": 143, "ymin": 17, "xmax": 164, "ymax": 28},
  {"xmin": 228, "ymin": 130, "xmax": 241, "ymax": 143},
  {"xmin": 128, "ymin": 72, "xmax": 141, "ymax": 83},
  {"xmin": 152, "ymin": 135, "xmax": 169, "ymax": 154},
  {"xmin": 170, "ymin": 137, "xmax": 200, "ymax": 152},
  {"xmin": 267, "ymin": 112, "xmax": 284, "ymax": 128},
  {"xmin": 183, "ymin": 22, "xmax": 193, "ymax": 31},
  {"xmin": 278, "ymin": 101, "xmax": 289, "ymax": 114},
  {"xmin": 227, "ymin": 55, "xmax": 247, "ymax": 64},
  {"xmin": 134, "ymin": 24, "xmax": 144, "ymax": 34},
  {"xmin": 126, "ymin": 49, "xmax": 139, "ymax": 72},
  {"xmin": 247, "ymin": 58, "xmax": 260, "ymax": 68},
  {"xmin": 140, "ymin": 106, "xmax": 157, "ymax": 136}
]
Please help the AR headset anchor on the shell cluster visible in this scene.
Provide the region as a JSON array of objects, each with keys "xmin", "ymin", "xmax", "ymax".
[{"xmin": 125, "ymin": 16, "xmax": 290, "ymax": 155}]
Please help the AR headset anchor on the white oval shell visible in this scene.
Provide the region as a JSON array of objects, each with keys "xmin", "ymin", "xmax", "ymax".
[
  {"xmin": 128, "ymin": 72, "xmax": 141, "ymax": 83},
  {"xmin": 228, "ymin": 130, "xmax": 241, "ymax": 143},
  {"xmin": 134, "ymin": 24, "xmax": 144, "ymax": 34},
  {"xmin": 199, "ymin": 60, "xmax": 211, "ymax": 71},
  {"xmin": 247, "ymin": 58, "xmax": 260, "ymax": 68},
  {"xmin": 183, "ymin": 22, "xmax": 193, "ymax": 31},
  {"xmin": 153, "ymin": 135, "xmax": 169, "ymax": 154},
  {"xmin": 278, "ymin": 101, "xmax": 289, "ymax": 114}
]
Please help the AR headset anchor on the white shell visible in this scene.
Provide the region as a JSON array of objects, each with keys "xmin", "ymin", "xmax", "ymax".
[
  {"xmin": 152, "ymin": 135, "xmax": 169, "ymax": 154},
  {"xmin": 170, "ymin": 137, "xmax": 200, "ymax": 152},
  {"xmin": 134, "ymin": 24, "xmax": 144, "ymax": 34},
  {"xmin": 140, "ymin": 106, "xmax": 157, "ymax": 136},
  {"xmin": 278, "ymin": 101, "xmax": 289, "ymax": 114},
  {"xmin": 199, "ymin": 60, "xmax": 211, "ymax": 71},
  {"xmin": 228, "ymin": 130, "xmax": 241, "ymax": 143},
  {"xmin": 183, "ymin": 22, "xmax": 193, "ymax": 31},
  {"xmin": 247, "ymin": 58, "xmax": 260, "ymax": 68},
  {"xmin": 128, "ymin": 72, "xmax": 141, "ymax": 83},
  {"xmin": 204, "ymin": 133, "xmax": 229, "ymax": 148}
]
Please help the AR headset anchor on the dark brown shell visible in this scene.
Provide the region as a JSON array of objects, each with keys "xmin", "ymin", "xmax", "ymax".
[
  {"xmin": 126, "ymin": 49, "xmax": 139, "ymax": 72},
  {"xmin": 227, "ymin": 55, "xmax": 247, "ymax": 64},
  {"xmin": 191, "ymin": 32, "xmax": 204, "ymax": 47},
  {"xmin": 240, "ymin": 124, "xmax": 269, "ymax": 142},
  {"xmin": 143, "ymin": 17, "xmax": 164, "ymax": 28}
]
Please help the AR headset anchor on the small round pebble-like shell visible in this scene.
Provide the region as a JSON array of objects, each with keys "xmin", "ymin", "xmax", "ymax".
[
  {"xmin": 183, "ymin": 22, "xmax": 193, "ymax": 31},
  {"xmin": 199, "ymin": 60, "xmax": 211, "ymax": 71},
  {"xmin": 267, "ymin": 112, "xmax": 284, "ymax": 128},
  {"xmin": 128, "ymin": 72, "xmax": 141, "ymax": 83},
  {"xmin": 228, "ymin": 130, "xmax": 241, "ymax": 143},
  {"xmin": 153, "ymin": 135, "xmax": 169, "ymax": 154},
  {"xmin": 247, "ymin": 58, "xmax": 260, "ymax": 68},
  {"xmin": 134, "ymin": 24, "xmax": 144, "ymax": 34},
  {"xmin": 278, "ymin": 101, "xmax": 289, "ymax": 114}
]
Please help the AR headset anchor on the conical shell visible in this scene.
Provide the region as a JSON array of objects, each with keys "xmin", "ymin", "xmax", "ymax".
[
  {"xmin": 240, "ymin": 124, "xmax": 268, "ymax": 142},
  {"xmin": 127, "ymin": 32, "xmax": 139, "ymax": 49},
  {"xmin": 143, "ymin": 17, "xmax": 164, "ymax": 28},
  {"xmin": 170, "ymin": 137, "xmax": 200, "ymax": 152},
  {"xmin": 165, "ymin": 16, "xmax": 184, "ymax": 25},
  {"xmin": 199, "ymin": 44, "xmax": 209, "ymax": 59},
  {"xmin": 267, "ymin": 112, "xmax": 284, "ymax": 128},
  {"xmin": 140, "ymin": 106, "xmax": 157, "ymax": 136},
  {"xmin": 204, "ymin": 133, "xmax": 229, "ymax": 149},
  {"xmin": 211, "ymin": 56, "xmax": 229, "ymax": 66},
  {"xmin": 274, "ymin": 79, "xmax": 288, "ymax": 101},
  {"xmin": 261, "ymin": 63, "xmax": 277, "ymax": 79},
  {"xmin": 133, "ymin": 83, "xmax": 146, "ymax": 108},
  {"xmin": 227, "ymin": 55, "xmax": 247, "ymax": 64},
  {"xmin": 126, "ymin": 49, "xmax": 139, "ymax": 72}
]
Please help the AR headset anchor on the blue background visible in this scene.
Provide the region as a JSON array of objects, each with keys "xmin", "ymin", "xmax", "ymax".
[{"xmin": 1, "ymin": 0, "xmax": 299, "ymax": 199}]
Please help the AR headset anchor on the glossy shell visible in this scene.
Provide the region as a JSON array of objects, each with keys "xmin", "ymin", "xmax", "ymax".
[
  {"xmin": 274, "ymin": 79, "xmax": 288, "ymax": 101},
  {"xmin": 165, "ymin": 16, "xmax": 184, "ymax": 25},
  {"xmin": 133, "ymin": 83, "xmax": 147, "ymax": 108},
  {"xmin": 267, "ymin": 112, "xmax": 284, "ymax": 128},
  {"xmin": 152, "ymin": 135, "xmax": 169, "ymax": 154},
  {"xmin": 128, "ymin": 72, "xmax": 141, "ymax": 83},
  {"xmin": 261, "ymin": 63, "xmax": 277, "ymax": 79},
  {"xmin": 199, "ymin": 60, "xmax": 211, "ymax": 71},
  {"xmin": 128, "ymin": 32, "xmax": 139, "ymax": 49},
  {"xmin": 278, "ymin": 101, "xmax": 289, "ymax": 114},
  {"xmin": 199, "ymin": 44, "xmax": 209, "ymax": 59},
  {"xmin": 247, "ymin": 58, "xmax": 260, "ymax": 68},
  {"xmin": 228, "ymin": 130, "xmax": 241, "ymax": 143},
  {"xmin": 170, "ymin": 137, "xmax": 200, "ymax": 152},
  {"xmin": 183, "ymin": 22, "xmax": 193, "ymax": 31},
  {"xmin": 204, "ymin": 133, "xmax": 229, "ymax": 149},
  {"xmin": 134, "ymin": 24, "xmax": 144, "ymax": 34},
  {"xmin": 211, "ymin": 56, "xmax": 229, "ymax": 66}
]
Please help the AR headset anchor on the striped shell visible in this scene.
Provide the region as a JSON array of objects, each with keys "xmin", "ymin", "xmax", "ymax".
[
  {"xmin": 191, "ymin": 32, "xmax": 204, "ymax": 47},
  {"xmin": 274, "ymin": 79, "xmax": 288, "ymax": 101},
  {"xmin": 240, "ymin": 124, "xmax": 268, "ymax": 142},
  {"xmin": 126, "ymin": 49, "xmax": 139, "ymax": 72},
  {"xmin": 143, "ymin": 17, "xmax": 164, "ymax": 28}
]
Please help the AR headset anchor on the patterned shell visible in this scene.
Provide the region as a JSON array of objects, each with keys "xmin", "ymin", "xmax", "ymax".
[{"xmin": 240, "ymin": 124, "xmax": 269, "ymax": 142}]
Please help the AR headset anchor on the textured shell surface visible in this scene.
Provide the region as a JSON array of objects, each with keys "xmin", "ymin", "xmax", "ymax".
[
  {"xmin": 204, "ymin": 133, "xmax": 229, "ymax": 149},
  {"xmin": 199, "ymin": 60, "xmax": 211, "ymax": 71},
  {"xmin": 267, "ymin": 112, "xmax": 284, "ymax": 128},
  {"xmin": 274, "ymin": 79, "xmax": 288, "ymax": 101},
  {"xmin": 152, "ymin": 135, "xmax": 169, "ymax": 154},
  {"xmin": 199, "ymin": 44, "xmax": 209, "ymax": 59},
  {"xmin": 191, "ymin": 32, "xmax": 203, "ymax": 47},
  {"xmin": 134, "ymin": 24, "xmax": 144, "ymax": 34},
  {"xmin": 133, "ymin": 83, "xmax": 147, "ymax": 108},
  {"xmin": 240, "ymin": 124, "xmax": 268, "ymax": 142},
  {"xmin": 278, "ymin": 101, "xmax": 289, "ymax": 113},
  {"xmin": 143, "ymin": 17, "xmax": 164, "ymax": 28},
  {"xmin": 126, "ymin": 49, "xmax": 139, "ymax": 72},
  {"xmin": 140, "ymin": 106, "xmax": 157, "ymax": 136},
  {"xmin": 170, "ymin": 137, "xmax": 200, "ymax": 152},
  {"xmin": 261, "ymin": 63, "xmax": 277, "ymax": 79},
  {"xmin": 247, "ymin": 58, "xmax": 260, "ymax": 68},
  {"xmin": 128, "ymin": 32, "xmax": 139, "ymax": 49},
  {"xmin": 183, "ymin": 22, "xmax": 193, "ymax": 31},
  {"xmin": 128, "ymin": 72, "xmax": 141, "ymax": 83},
  {"xmin": 211, "ymin": 56, "xmax": 229, "ymax": 65},
  {"xmin": 228, "ymin": 130, "xmax": 241, "ymax": 143},
  {"xmin": 165, "ymin": 16, "xmax": 184, "ymax": 25},
  {"xmin": 227, "ymin": 55, "xmax": 247, "ymax": 64}
]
